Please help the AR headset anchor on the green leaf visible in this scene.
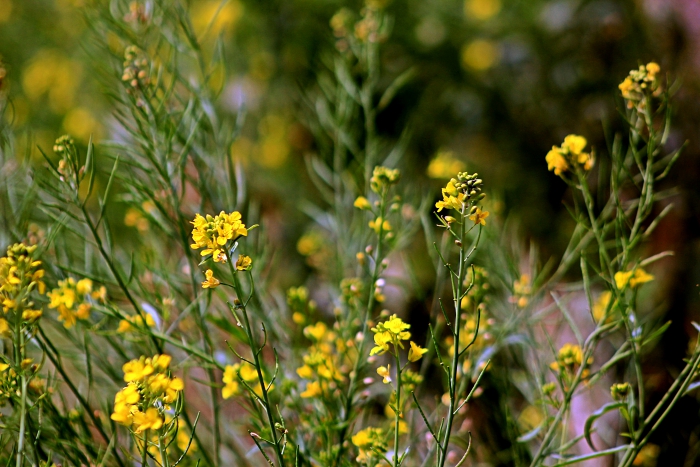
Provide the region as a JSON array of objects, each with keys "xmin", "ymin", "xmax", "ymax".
[{"xmin": 584, "ymin": 402, "xmax": 626, "ymax": 450}]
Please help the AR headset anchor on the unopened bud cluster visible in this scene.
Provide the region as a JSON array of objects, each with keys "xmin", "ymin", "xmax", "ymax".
[
  {"xmin": 122, "ymin": 46, "xmax": 150, "ymax": 90},
  {"xmin": 435, "ymin": 172, "xmax": 485, "ymax": 213}
]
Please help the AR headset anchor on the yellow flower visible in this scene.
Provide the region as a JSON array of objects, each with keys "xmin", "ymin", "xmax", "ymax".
[
  {"xmin": 408, "ymin": 341, "xmax": 428, "ymax": 362},
  {"xmin": 546, "ymin": 147, "xmax": 568, "ymax": 175},
  {"xmin": 123, "ymin": 360, "xmax": 154, "ymax": 383},
  {"xmin": 615, "ymin": 268, "xmax": 654, "ymax": 290},
  {"xmin": 368, "ymin": 217, "xmax": 391, "ymax": 234},
  {"xmin": 300, "ymin": 381, "xmax": 322, "ymax": 398},
  {"xmin": 427, "ymin": 150, "xmax": 465, "ymax": 179},
  {"xmin": 593, "ymin": 290, "xmax": 613, "ymax": 323},
  {"xmin": 370, "ymin": 315, "xmax": 411, "ymax": 355},
  {"xmin": 351, "ymin": 427, "xmax": 383, "ymax": 448},
  {"xmin": 469, "ymin": 207, "xmax": 489, "ymax": 226},
  {"xmin": 190, "ymin": 211, "xmax": 248, "ymax": 262},
  {"xmin": 296, "ymin": 365, "xmax": 314, "ymax": 379},
  {"xmin": 354, "ymin": 196, "xmax": 371, "ymax": 210},
  {"xmin": 201, "ymin": 269, "xmax": 220, "ymax": 289},
  {"xmin": 133, "ymin": 407, "xmax": 163, "ymax": 433},
  {"xmin": 235, "ymin": 255, "xmax": 252, "ymax": 271},
  {"xmin": 562, "ymin": 135, "xmax": 587, "ymax": 155},
  {"xmin": 0, "ymin": 318, "xmax": 8, "ymax": 334},
  {"xmin": 304, "ymin": 322, "xmax": 327, "ymax": 341},
  {"xmin": 377, "ymin": 365, "xmax": 391, "ymax": 383},
  {"xmin": 222, "ymin": 365, "xmax": 240, "ymax": 399}
]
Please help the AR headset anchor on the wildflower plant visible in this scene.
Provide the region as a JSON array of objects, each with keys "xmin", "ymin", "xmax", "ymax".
[{"xmin": 0, "ymin": 1, "xmax": 699, "ymax": 466}]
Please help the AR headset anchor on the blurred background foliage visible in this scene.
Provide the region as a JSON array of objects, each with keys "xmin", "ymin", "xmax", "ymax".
[{"xmin": 1, "ymin": 0, "xmax": 700, "ymax": 462}]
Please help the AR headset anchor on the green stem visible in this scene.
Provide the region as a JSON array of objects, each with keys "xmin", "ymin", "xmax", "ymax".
[
  {"xmin": 226, "ymin": 257, "xmax": 286, "ymax": 467},
  {"xmin": 393, "ymin": 351, "xmax": 402, "ymax": 467}
]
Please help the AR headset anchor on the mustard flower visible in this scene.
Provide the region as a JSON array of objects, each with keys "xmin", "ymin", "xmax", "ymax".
[
  {"xmin": 469, "ymin": 207, "xmax": 489, "ymax": 226},
  {"xmin": 435, "ymin": 172, "xmax": 484, "ymax": 213},
  {"xmin": 201, "ymin": 269, "xmax": 220, "ymax": 289},
  {"xmin": 370, "ymin": 314, "xmax": 411, "ymax": 356},
  {"xmin": 615, "ymin": 267, "xmax": 654, "ymax": 290},
  {"xmin": 407, "ymin": 341, "xmax": 428, "ymax": 362},
  {"xmin": 377, "ymin": 365, "xmax": 392, "ymax": 383},
  {"xmin": 190, "ymin": 211, "xmax": 248, "ymax": 262},
  {"xmin": 368, "ymin": 216, "xmax": 391, "ymax": 234},
  {"xmin": 546, "ymin": 134, "xmax": 594, "ymax": 177},
  {"xmin": 48, "ymin": 277, "xmax": 100, "ymax": 328},
  {"xmin": 354, "ymin": 196, "xmax": 371, "ymax": 210},
  {"xmin": 619, "ymin": 62, "xmax": 662, "ymax": 109},
  {"xmin": 235, "ymin": 254, "xmax": 252, "ymax": 271},
  {"xmin": 300, "ymin": 381, "xmax": 323, "ymax": 398}
]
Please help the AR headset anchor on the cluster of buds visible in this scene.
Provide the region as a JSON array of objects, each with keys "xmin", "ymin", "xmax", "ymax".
[
  {"xmin": 111, "ymin": 354, "xmax": 184, "ymax": 434},
  {"xmin": 351, "ymin": 426, "xmax": 388, "ymax": 465},
  {"xmin": 435, "ymin": 172, "xmax": 485, "ymax": 213},
  {"xmin": 618, "ymin": 62, "xmax": 661, "ymax": 111},
  {"xmin": 550, "ymin": 343, "xmax": 591, "ymax": 388},
  {"xmin": 122, "ymin": 46, "xmax": 150, "ymax": 91},
  {"xmin": 0, "ymin": 243, "xmax": 45, "ymax": 329},
  {"xmin": 369, "ymin": 166, "xmax": 400, "ymax": 193}
]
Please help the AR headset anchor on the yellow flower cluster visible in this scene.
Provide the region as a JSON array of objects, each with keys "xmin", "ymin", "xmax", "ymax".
[
  {"xmin": 111, "ymin": 354, "xmax": 184, "ymax": 434},
  {"xmin": 48, "ymin": 277, "xmax": 106, "ymax": 328},
  {"xmin": 296, "ymin": 321, "xmax": 347, "ymax": 398},
  {"xmin": 351, "ymin": 426, "xmax": 387, "ymax": 465},
  {"xmin": 370, "ymin": 166, "xmax": 400, "ymax": 193},
  {"xmin": 370, "ymin": 314, "xmax": 411, "ymax": 356},
  {"xmin": 550, "ymin": 343, "xmax": 591, "ymax": 383},
  {"xmin": 618, "ymin": 62, "xmax": 661, "ymax": 109},
  {"xmin": 190, "ymin": 211, "xmax": 248, "ymax": 262},
  {"xmin": 221, "ymin": 362, "xmax": 258, "ymax": 399},
  {"xmin": 435, "ymin": 172, "xmax": 485, "ymax": 217},
  {"xmin": 614, "ymin": 267, "xmax": 654, "ymax": 290},
  {"xmin": 0, "ymin": 243, "xmax": 45, "ymax": 330},
  {"xmin": 370, "ymin": 315, "xmax": 427, "ymax": 363},
  {"xmin": 546, "ymin": 134, "xmax": 594, "ymax": 176}
]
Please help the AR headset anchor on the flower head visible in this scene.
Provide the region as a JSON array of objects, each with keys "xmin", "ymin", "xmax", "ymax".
[
  {"xmin": 546, "ymin": 134, "xmax": 594, "ymax": 177},
  {"xmin": 408, "ymin": 341, "xmax": 428, "ymax": 362},
  {"xmin": 235, "ymin": 255, "xmax": 252, "ymax": 271},
  {"xmin": 201, "ymin": 269, "xmax": 220, "ymax": 289},
  {"xmin": 370, "ymin": 314, "xmax": 411, "ymax": 356},
  {"xmin": 377, "ymin": 365, "xmax": 391, "ymax": 383},
  {"xmin": 435, "ymin": 172, "xmax": 484, "ymax": 213},
  {"xmin": 469, "ymin": 207, "xmax": 489, "ymax": 226},
  {"xmin": 190, "ymin": 211, "xmax": 248, "ymax": 262}
]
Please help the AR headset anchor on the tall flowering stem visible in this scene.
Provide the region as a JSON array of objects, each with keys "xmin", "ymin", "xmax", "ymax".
[
  {"xmin": 190, "ymin": 210, "xmax": 286, "ymax": 466},
  {"xmin": 430, "ymin": 172, "xmax": 488, "ymax": 466},
  {"xmin": 333, "ymin": 166, "xmax": 399, "ymax": 466}
]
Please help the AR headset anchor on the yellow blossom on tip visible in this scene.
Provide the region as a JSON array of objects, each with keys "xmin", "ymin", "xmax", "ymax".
[
  {"xmin": 235, "ymin": 255, "xmax": 252, "ymax": 271},
  {"xmin": 300, "ymin": 381, "xmax": 322, "ymax": 398},
  {"xmin": 562, "ymin": 135, "xmax": 587, "ymax": 155},
  {"xmin": 354, "ymin": 196, "xmax": 371, "ymax": 210},
  {"xmin": 593, "ymin": 291, "xmax": 614, "ymax": 323},
  {"xmin": 222, "ymin": 365, "xmax": 240, "ymax": 399},
  {"xmin": 351, "ymin": 426, "xmax": 384, "ymax": 448},
  {"xmin": 377, "ymin": 365, "xmax": 391, "ymax": 384},
  {"xmin": 469, "ymin": 207, "xmax": 489, "ymax": 226},
  {"xmin": 408, "ymin": 341, "xmax": 428, "ymax": 362},
  {"xmin": 201, "ymin": 269, "xmax": 220, "ymax": 289},
  {"xmin": 190, "ymin": 211, "xmax": 248, "ymax": 262}
]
